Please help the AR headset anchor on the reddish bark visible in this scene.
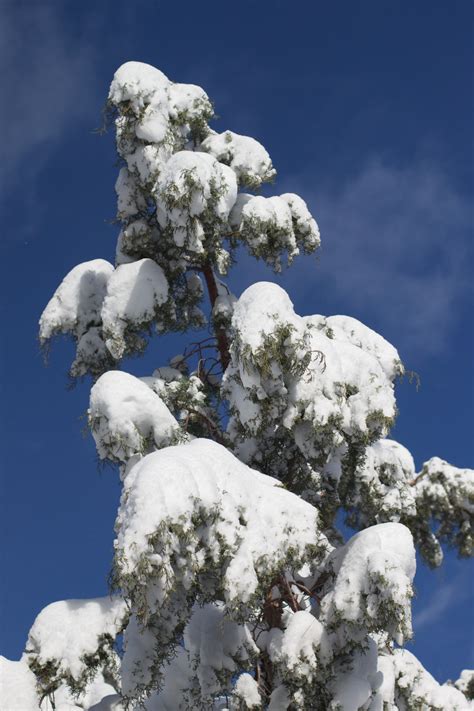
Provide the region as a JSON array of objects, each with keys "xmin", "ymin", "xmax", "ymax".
[{"xmin": 201, "ymin": 263, "xmax": 231, "ymax": 371}]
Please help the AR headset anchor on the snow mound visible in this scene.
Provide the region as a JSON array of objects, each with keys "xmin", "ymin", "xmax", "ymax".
[
  {"xmin": 455, "ymin": 669, "xmax": 474, "ymax": 697},
  {"xmin": 321, "ymin": 522, "xmax": 416, "ymax": 645},
  {"xmin": 122, "ymin": 602, "xmax": 258, "ymax": 706},
  {"xmin": 344, "ymin": 438, "xmax": 417, "ymax": 525},
  {"xmin": 184, "ymin": 603, "xmax": 258, "ymax": 698},
  {"xmin": 233, "ymin": 673, "xmax": 261, "ymax": 707},
  {"xmin": 110, "ymin": 63, "xmax": 213, "ymax": 174},
  {"xmin": 89, "ymin": 695, "xmax": 124, "ymax": 711},
  {"xmin": 280, "ymin": 193, "xmax": 321, "ymax": 253},
  {"xmin": 114, "ymin": 439, "xmax": 329, "ymax": 696},
  {"xmin": 116, "ymin": 438, "xmax": 328, "ymax": 609},
  {"xmin": 320, "ymin": 314, "xmax": 401, "ymax": 381},
  {"xmin": 201, "ymin": 130, "xmax": 275, "ymax": 188},
  {"xmin": 266, "ymin": 610, "xmax": 326, "ymax": 681},
  {"xmin": 230, "ymin": 193, "xmax": 319, "ymax": 271},
  {"xmin": 126, "ymin": 145, "xmax": 171, "ymax": 187},
  {"xmin": 224, "ymin": 282, "xmax": 403, "ymax": 500},
  {"xmin": 155, "ymin": 151, "xmax": 237, "ymax": 253},
  {"xmin": 25, "ymin": 597, "xmax": 126, "ymax": 692},
  {"xmin": 115, "ymin": 167, "xmax": 146, "ymax": 220},
  {"xmin": 411, "ymin": 456, "xmax": 474, "ymax": 565},
  {"xmin": 109, "ymin": 61, "xmax": 170, "ymax": 114},
  {"xmin": 414, "ymin": 457, "xmax": 474, "ymax": 517},
  {"xmin": 101, "ymin": 258, "xmax": 169, "ymax": 359},
  {"xmin": 39, "ymin": 259, "xmax": 113, "ymax": 343},
  {"xmin": 0, "ymin": 656, "xmax": 39, "ymax": 710},
  {"xmin": 377, "ymin": 649, "xmax": 472, "ymax": 710},
  {"xmin": 168, "ymin": 82, "xmax": 213, "ymax": 126},
  {"xmin": 89, "ymin": 371, "xmax": 179, "ymax": 464}
]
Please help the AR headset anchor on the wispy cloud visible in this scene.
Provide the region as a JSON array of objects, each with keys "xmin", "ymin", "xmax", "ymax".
[
  {"xmin": 414, "ymin": 569, "xmax": 472, "ymax": 629},
  {"xmin": 0, "ymin": 2, "xmax": 102, "ymax": 192},
  {"xmin": 414, "ymin": 580, "xmax": 459, "ymax": 629},
  {"xmin": 284, "ymin": 159, "xmax": 472, "ymax": 359}
]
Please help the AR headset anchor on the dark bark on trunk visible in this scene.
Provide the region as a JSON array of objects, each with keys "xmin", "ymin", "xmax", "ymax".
[{"xmin": 201, "ymin": 263, "xmax": 231, "ymax": 372}]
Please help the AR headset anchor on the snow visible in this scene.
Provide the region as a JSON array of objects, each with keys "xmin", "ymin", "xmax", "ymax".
[
  {"xmin": 127, "ymin": 601, "xmax": 258, "ymax": 705},
  {"xmin": 456, "ymin": 669, "xmax": 474, "ymax": 696},
  {"xmin": 367, "ymin": 439, "xmax": 415, "ymax": 485},
  {"xmin": 340, "ymin": 442, "xmax": 473, "ymax": 566},
  {"xmin": 148, "ymin": 365, "xmax": 184, "ymax": 385},
  {"xmin": 347, "ymin": 438, "xmax": 417, "ymax": 523},
  {"xmin": 121, "ymin": 603, "xmax": 258, "ymax": 705},
  {"xmin": 268, "ymin": 684, "xmax": 291, "ymax": 710},
  {"xmin": 115, "ymin": 219, "xmax": 161, "ymax": 266},
  {"xmin": 101, "ymin": 258, "xmax": 169, "ymax": 359},
  {"xmin": 233, "ymin": 673, "xmax": 261, "ymax": 707},
  {"xmin": 41, "ymin": 673, "xmax": 118, "ymax": 711},
  {"xmin": 410, "ymin": 456, "xmax": 474, "ymax": 564},
  {"xmin": 377, "ymin": 649, "xmax": 472, "ymax": 710},
  {"xmin": 0, "ymin": 655, "xmax": 39, "ymax": 710},
  {"xmin": 280, "ymin": 193, "xmax": 320, "ymax": 253},
  {"xmin": 116, "ymin": 438, "xmax": 328, "ymax": 607},
  {"xmin": 115, "ymin": 167, "xmax": 146, "ymax": 220},
  {"xmin": 25, "ymin": 597, "xmax": 127, "ymax": 684},
  {"xmin": 89, "ymin": 694, "xmax": 125, "ymax": 711},
  {"xmin": 254, "ymin": 527, "xmax": 416, "ymax": 709},
  {"xmin": 71, "ymin": 326, "xmax": 112, "ymax": 379},
  {"xmin": 136, "ymin": 102, "xmax": 170, "ymax": 144},
  {"xmin": 224, "ymin": 282, "xmax": 402, "ymax": 484},
  {"xmin": 89, "ymin": 695, "xmax": 124, "ymax": 711},
  {"xmin": 155, "ymin": 151, "xmax": 237, "ymax": 253},
  {"xmin": 109, "ymin": 64, "xmax": 214, "ymax": 192},
  {"xmin": 120, "ymin": 614, "xmax": 160, "ymax": 697},
  {"xmin": 330, "ymin": 638, "xmax": 381, "ymax": 711},
  {"xmin": 201, "ymin": 130, "xmax": 275, "ymax": 187},
  {"xmin": 321, "ymin": 523, "xmax": 416, "ymax": 645},
  {"xmin": 212, "ymin": 278, "xmax": 237, "ymax": 328},
  {"xmin": 168, "ymin": 82, "xmax": 212, "ymax": 124},
  {"xmin": 318, "ymin": 313, "xmax": 402, "ymax": 381},
  {"xmin": 126, "ymin": 145, "xmax": 171, "ymax": 186},
  {"xmin": 265, "ymin": 610, "xmax": 325, "ymax": 680},
  {"xmin": 140, "ymin": 367, "xmax": 212, "ymax": 433},
  {"xmin": 140, "ymin": 646, "xmax": 193, "ymax": 710},
  {"xmin": 229, "ymin": 280, "xmax": 295, "ymax": 352},
  {"xmin": 108, "ymin": 61, "xmax": 170, "ymax": 114},
  {"xmin": 184, "ymin": 602, "xmax": 258, "ymax": 698},
  {"xmin": 229, "ymin": 193, "xmax": 319, "ymax": 270},
  {"xmin": 114, "ymin": 439, "xmax": 329, "ymax": 697},
  {"xmin": 213, "ymin": 291, "xmax": 237, "ymax": 325},
  {"xmin": 89, "ymin": 371, "xmax": 179, "ymax": 464},
  {"xmin": 229, "ymin": 194, "xmax": 296, "ymax": 270},
  {"xmin": 39, "ymin": 259, "xmax": 113, "ymax": 343},
  {"xmin": 414, "ymin": 456, "xmax": 474, "ymax": 515}
]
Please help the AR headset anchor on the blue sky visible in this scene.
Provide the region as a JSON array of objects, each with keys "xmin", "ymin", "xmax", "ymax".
[{"xmin": 1, "ymin": 0, "xmax": 472, "ymax": 685}]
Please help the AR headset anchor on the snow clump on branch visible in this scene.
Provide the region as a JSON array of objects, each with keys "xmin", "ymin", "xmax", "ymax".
[
  {"xmin": 25, "ymin": 597, "xmax": 127, "ymax": 703},
  {"xmin": 89, "ymin": 371, "xmax": 180, "ymax": 465},
  {"xmin": 113, "ymin": 438, "xmax": 330, "ymax": 697},
  {"xmin": 223, "ymin": 281, "xmax": 402, "ymax": 514}
]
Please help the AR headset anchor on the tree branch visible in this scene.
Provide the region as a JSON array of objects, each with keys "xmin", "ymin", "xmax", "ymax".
[
  {"xmin": 185, "ymin": 407, "xmax": 226, "ymax": 445},
  {"xmin": 201, "ymin": 263, "xmax": 231, "ymax": 371}
]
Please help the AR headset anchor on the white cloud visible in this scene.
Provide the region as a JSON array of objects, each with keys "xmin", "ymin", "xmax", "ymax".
[
  {"xmin": 285, "ymin": 159, "xmax": 472, "ymax": 359},
  {"xmin": 414, "ymin": 580, "xmax": 458, "ymax": 629},
  {"xmin": 0, "ymin": 2, "xmax": 102, "ymax": 191},
  {"xmin": 413, "ymin": 568, "xmax": 472, "ymax": 630}
]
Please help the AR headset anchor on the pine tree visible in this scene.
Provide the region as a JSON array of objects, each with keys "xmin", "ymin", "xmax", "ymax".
[{"xmin": 1, "ymin": 61, "xmax": 473, "ymax": 710}]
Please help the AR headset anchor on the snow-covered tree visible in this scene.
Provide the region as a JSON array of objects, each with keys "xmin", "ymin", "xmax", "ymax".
[{"xmin": 2, "ymin": 61, "xmax": 472, "ymax": 710}]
